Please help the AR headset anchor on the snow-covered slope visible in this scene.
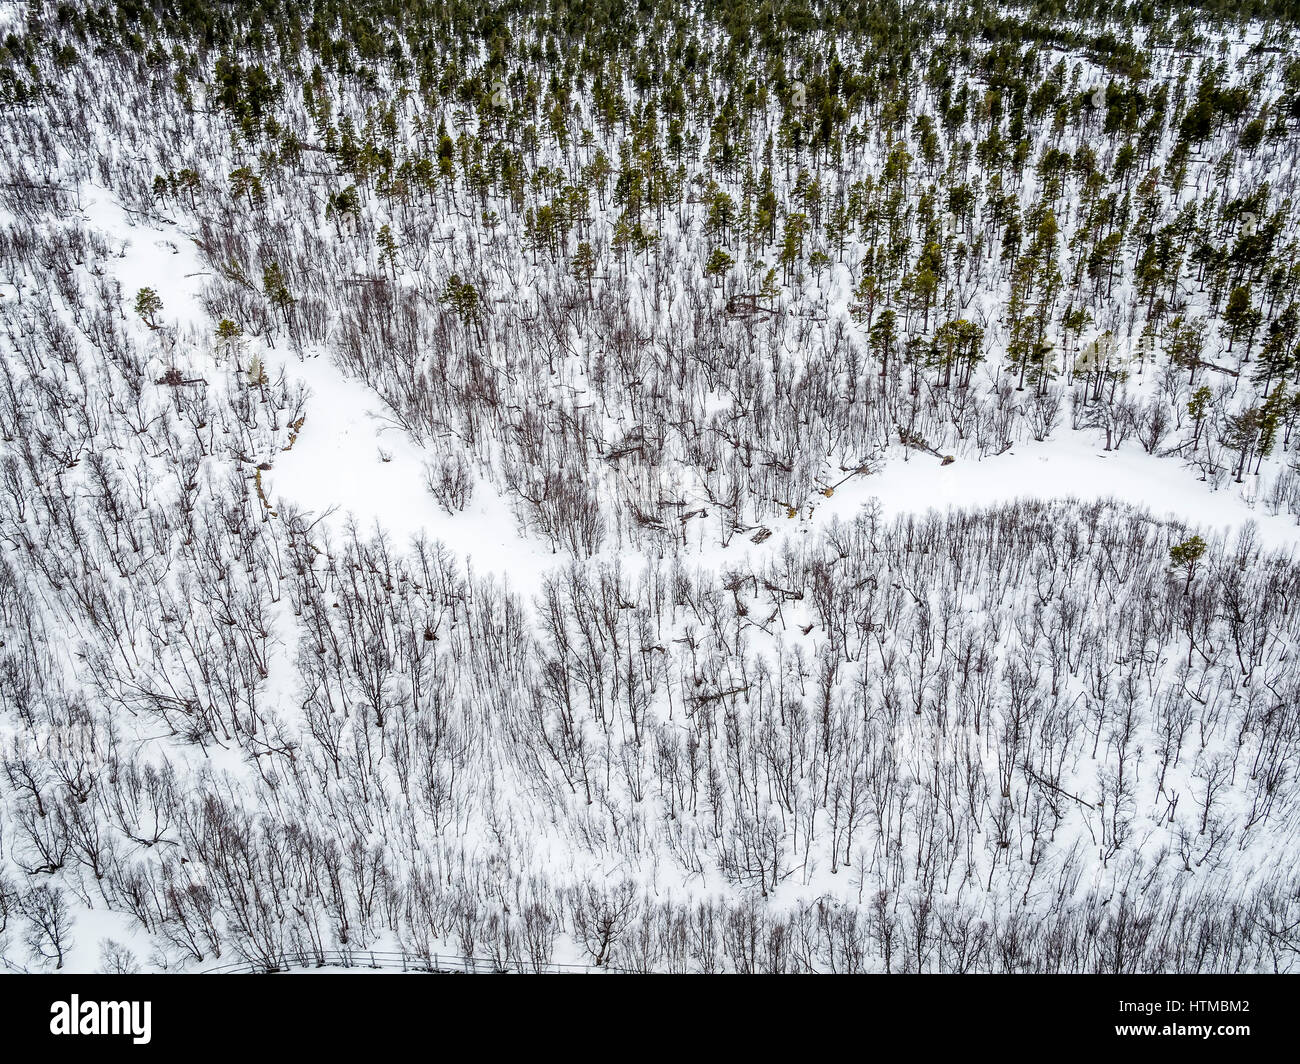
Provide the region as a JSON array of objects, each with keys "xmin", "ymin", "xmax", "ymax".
[{"xmin": 2, "ymin": 0, "xmax": 1300, "ymax": 974}]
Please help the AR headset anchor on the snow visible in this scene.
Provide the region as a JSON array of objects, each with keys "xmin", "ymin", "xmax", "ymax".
[
  {"xmin": 850, "ymin": 434, "xmax": 1300, "ymax": 553},
  {"xmin": 5, "ymin": 2, "xmax": 1300, "ymax": 975},
  {"xmin": 265, "ymin": 351, "xmax": 556, "ymax": 596},
  {"xmin": 80, "ymin": 187, "xmax": 210, "ymax": 332},
  {"xmin": 72, "ymin": 187, "xmax": 556, "ymax": 602},
  {"xmin": 269, "ymin": 352, "xmax": 1299, "ymax": 582}
]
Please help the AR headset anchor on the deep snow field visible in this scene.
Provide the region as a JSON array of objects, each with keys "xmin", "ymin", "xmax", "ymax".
[{"xmin": 3, "ymin": 0, "xmax": 1300, "ymax": 974}]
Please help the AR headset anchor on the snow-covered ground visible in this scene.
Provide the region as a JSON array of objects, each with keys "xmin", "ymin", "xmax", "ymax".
[
  {"xmin": 5, "ymin": 2, "xmax": 1300, "ymax": 976},
  {"xmin": 266, "ymin": 351, "xmax": 558, "ymax": 597},
  {"xmin": 861, "ymin": 435, "xmax": 1298, "ymax": 551}
]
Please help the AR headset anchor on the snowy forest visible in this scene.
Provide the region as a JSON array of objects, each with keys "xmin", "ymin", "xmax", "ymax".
[{"xmin": 2, "ymin": 0, "xmax": 1300, "ymax": 974}]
